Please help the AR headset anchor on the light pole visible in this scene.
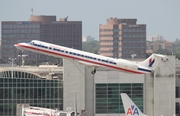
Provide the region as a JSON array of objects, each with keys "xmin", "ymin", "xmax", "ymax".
[
  {"xmin": 18, "ymin": 54, "xmax": 28, "ymax": 67},
  {"xmin": 9, "ymin": 58, "xmax": 16, "ymax": 78},
  {"xmin": 131, "ymin": 54, "xmax": 137, "ymax": 59}
]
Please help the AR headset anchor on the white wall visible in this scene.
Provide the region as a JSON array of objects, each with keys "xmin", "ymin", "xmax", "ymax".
[
  {"xmin": 63, "ymin": 55, "xmax": 176, "ymax": 116},
  {"xmin": 63, "ymin": 59, "xmax": 85, "ymax": 113},
  {"xmin": 145, "ymin": 55, "xmax": 175, "ymax": 116}
]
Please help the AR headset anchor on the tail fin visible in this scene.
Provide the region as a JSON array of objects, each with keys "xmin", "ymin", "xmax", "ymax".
[
  {"xmin": 121, "ymin": 93, "xmax": 147, "ymax": 116},
  {"xmin": 139, "ymin": 53, "xmax": 168, "ymax": 71}
]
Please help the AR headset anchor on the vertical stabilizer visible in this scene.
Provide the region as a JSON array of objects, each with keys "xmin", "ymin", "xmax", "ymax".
[
  {"xmin": 139, "ymin": 53, "xmax": 168, "ymax": 71},
  {"xmin": 121, "ymin": 93, "xmax": 147, "ymax": 116}
]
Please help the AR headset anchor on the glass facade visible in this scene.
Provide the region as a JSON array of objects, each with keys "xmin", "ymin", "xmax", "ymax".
[
  {"xmin": 95, "ymin": 83, "xmax": 143, "ymax": 114},
  {"xmin": 0, "ymin": 71, "xmax": 63, "ymax": 116},
  {"xmin": 1, "ymin": 22, "xmax": 41, "ymax": 62}
]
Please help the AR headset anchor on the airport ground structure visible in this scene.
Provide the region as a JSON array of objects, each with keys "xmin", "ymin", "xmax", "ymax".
[
  {"xmin": 0, "ymin": 54, "xmax": 179, "ymax": 116},
  {"xmin": 144, "ymin": 55, "xmax": 175, "ymax": 116},
  {"xmin": 0, "ymin": 65, "xmax": 63, "ymax": 116},
  {"xmin": 63, "ymin": 55, "xmax": 176, "ymax": 116}
]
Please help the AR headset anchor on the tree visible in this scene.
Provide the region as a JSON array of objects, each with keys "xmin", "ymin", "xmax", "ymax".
[
  {"xmin": 0, "ymin": 58, "xmax": 5, "ymax": 64},
  {"xmin": 154, "ymin": 49, "xmax": 171, "ymax": 54},
  {"xmin": 82, "ymin": 40, "xmax": 99, "ymax": 54}
]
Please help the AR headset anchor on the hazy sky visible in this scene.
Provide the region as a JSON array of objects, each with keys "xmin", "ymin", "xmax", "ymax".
[{"xmin": 0, "ymin": 0, "xmax": 179, "ymax": 41}]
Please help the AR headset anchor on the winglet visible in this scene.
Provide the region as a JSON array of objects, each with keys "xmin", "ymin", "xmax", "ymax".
[{"xmin": 121, "ymin": 93, "xmax": 147, "ymax": 116}]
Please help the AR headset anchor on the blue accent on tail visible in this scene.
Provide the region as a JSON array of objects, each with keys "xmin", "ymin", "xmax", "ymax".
[{"xmin": 148, "ymin": 59, "xmax": 155, "ymax": 67}]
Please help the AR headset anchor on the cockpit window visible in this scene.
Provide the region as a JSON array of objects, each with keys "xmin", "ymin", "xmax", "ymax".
[{"xmin": 30, "ymin": 42, "xmax": 34, "ymax": 45}]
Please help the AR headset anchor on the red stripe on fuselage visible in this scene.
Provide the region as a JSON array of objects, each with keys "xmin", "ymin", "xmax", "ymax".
[{"xmin": 17, "ymin": 44, "xmax": 144, "ymax": 74}]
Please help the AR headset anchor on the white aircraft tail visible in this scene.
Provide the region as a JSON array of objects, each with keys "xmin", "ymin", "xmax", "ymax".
[
  {"xmin": 121, "ymin": 93, "xmax": 147, "ymax": 116},
  {"xmin": 138, "ymin": 53, "xmax": 168, "ymax": 71}
]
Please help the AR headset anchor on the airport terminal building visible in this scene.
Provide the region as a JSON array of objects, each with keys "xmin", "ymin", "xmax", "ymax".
[
  {"xmin": 0, "ymin": 55, "xmax": 178, "ymax": 116},
  {"xmin": 0, "ymin": 65, "xmax": 63, "ymax": 116}
]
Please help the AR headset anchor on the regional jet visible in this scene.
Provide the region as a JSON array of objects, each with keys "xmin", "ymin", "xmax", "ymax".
[{"xmin": 14, "ymin": 40, "xmax": 168, "ymax": 74}]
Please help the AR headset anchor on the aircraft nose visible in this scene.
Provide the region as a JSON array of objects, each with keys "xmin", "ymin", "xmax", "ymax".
[{"xmin": 14, "ymin": 43, "xmax": 23, "ymax": 51}]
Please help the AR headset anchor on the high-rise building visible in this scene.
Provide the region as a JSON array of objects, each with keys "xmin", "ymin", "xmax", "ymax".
[
  {"xmin": 1, "ymin": 14, "xmax": 82, "ymax": 63},
  {"xmin": 99, "ymin": 18, "xmax": 146, "ymax": 59},
  {"xmin": 148, "ymin": 34, "xmax": 165, "ymax": 42},
  {"xmin": 82, "ymin": 36, "xmax": 95, "ymax": 42}
]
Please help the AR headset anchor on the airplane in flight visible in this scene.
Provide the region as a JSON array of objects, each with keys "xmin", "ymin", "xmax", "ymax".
[
  {"xmin": 121, "ymin": 93, "xmax": 147, "ymax": 116},
  {"xmin": 14, "ymin": 40, "xmax": 168, "ymax": 75}
]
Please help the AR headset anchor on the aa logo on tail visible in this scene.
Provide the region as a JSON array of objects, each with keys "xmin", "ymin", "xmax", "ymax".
[
  {"xmin": 126, "ymin": 105, "xmax": 139, "ymax": 115},
  {"xmin": 148, "ymin": 57, "xmax": 155, "ymax": 67}
]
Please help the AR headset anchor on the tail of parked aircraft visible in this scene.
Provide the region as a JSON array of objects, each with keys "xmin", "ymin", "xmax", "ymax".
[
  {"xmin": 138, "ymin": 53, "xmax": 168, "ymax": 71},
  {"xmin": 121, "ymin": 93, "xmax": 147, "ymax": 116}
]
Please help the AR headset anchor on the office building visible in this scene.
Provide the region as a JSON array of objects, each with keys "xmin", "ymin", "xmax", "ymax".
[
  {"xmin": 148, "ymin": 34, "xmax": 165, "ymax": 42},
  {"xmin": 146, "ymin": 41, "xmax": 172, "ymax": 53},
  {"xmin": 99, "ymin": 18, "xmax": 146, "ymax": 59},
  {"xmin": 82, "ymin": 36, "xmax": 95, "ymax": 42},
  {"xmin": 1, "ymin": 13, "xmax": 82, "ymax": 63}
]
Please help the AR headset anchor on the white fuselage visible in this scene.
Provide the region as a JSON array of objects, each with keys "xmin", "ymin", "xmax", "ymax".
[{"xmin": 14, "ymin": 40, "xmax": 151, "ymax": 74}]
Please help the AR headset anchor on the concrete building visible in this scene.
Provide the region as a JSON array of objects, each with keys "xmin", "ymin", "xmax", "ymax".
[
  {"xmin": 1, "ymin": 13, "xmax": 82, "ymax": 63},
  {"xmin": 162, "ymin": 41, "xmax": 173, "ymax": 52},
  {"xmin": 148, "ymin": 34, "xmax": 165, "ymax": 42},
  {"xmin": 63, "ymin": 55, "xmax": 175, "ymax": 116},
  {"xmin": 0, "ymin": 65, "xmax": 63, "ymax": 116},
  {"xmin": 146, "ymin": 41, "xmax": 173, "ymax": 53},
  {"xmin": 82, "ymin": 36, "xmax": 95, "ymax": 42},
  {"xmin": 99, "ymin": 18, "xmax": 146, "ymax": 59},
  {"xmin": 176, "ymin": 61, "xmax": 180, "ymax": 116},
  {"xmin": 0, "ymin": 39, "xmax": 1, "ymax": 58},
  {"xmin": 0, "ymin": 54, "xmax": 179, "ymax": 116}
]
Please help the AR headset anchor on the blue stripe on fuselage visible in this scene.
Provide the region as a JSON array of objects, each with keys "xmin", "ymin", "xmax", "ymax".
[{"xmin": 138, "ymin": 68, "xmax": 152, "ymax": 72}]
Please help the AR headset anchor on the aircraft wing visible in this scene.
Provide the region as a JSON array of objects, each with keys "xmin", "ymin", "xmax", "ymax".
[{"xmin": 78, "ymin": 61, "xmax": 101, "ymax": 68}]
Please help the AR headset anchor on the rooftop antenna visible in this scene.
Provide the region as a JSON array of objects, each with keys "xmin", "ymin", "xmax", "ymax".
[{"xmin": 31, "ymin": 8, "xmax": 34, "ymax": 15}]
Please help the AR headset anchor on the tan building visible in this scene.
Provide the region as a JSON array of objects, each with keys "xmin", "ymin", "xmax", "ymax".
[
  {"xmin": 146, "ymin": 41, "xmax": 172, "ymax": 53},
  {"xmin": 99, "ymin": 18, "xmax": 146, "ymax": 59},
  {"xmin": 162, "ymin": 41, "xmax": 172, "ymax": 52},
  {"xmin": 1, "ymin": 14, "xmax": 82, "ymax": 63},
  {"xmin": 148, "ymin": 34, "xmax": 165, "ymax": 42}
]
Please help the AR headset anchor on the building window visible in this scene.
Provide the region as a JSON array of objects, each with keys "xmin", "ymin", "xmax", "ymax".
[
  {"xmin": 0, "ymin": 74, "xmax": 63, "ymax": 115},
  {"xmin": 95, "ymin": 83, "xmax": 143, "ymax": 114}
]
